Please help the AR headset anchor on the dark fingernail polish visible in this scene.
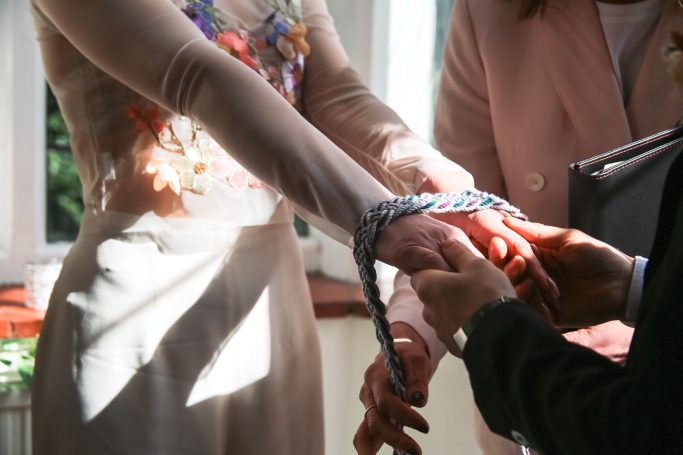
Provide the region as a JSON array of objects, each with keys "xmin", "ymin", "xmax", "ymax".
[
  {"xmin": 417, "ymin": 424, "xmax": 429, "ymax": 434},
  {"xmin": 404, "ymin": 449, "xmax": 418, "ymax": 455},
  {"xmin": 410, "ymin": 391, "xmax": 426, "ymax": 405}
]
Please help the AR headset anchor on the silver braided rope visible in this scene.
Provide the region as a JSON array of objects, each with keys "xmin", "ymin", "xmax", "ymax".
[{"xmin": 353, "ymin": 191, "xmax": 526, "ymax": 400}]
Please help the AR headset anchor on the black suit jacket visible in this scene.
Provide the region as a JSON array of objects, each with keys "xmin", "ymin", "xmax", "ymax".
[{"xmin": 462, "ymin": 152, "xmax": 683, "ymax": 454}]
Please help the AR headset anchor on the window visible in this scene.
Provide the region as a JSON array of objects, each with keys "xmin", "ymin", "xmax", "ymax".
[
  {"xmin": 317, "ymin": 0, "xmax": 455, "ymax": 282},
  {"xmin": 45, "ymin": 87, "xmax": 82, "ymax": 243}
]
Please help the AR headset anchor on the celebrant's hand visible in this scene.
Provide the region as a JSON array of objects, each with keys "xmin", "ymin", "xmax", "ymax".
[
  {"xmin": 411, "ymin": 239, "xmax": 516, "ymax": 355},
  {"xmin": 375, "ymin": 214, "xmax": 481, "ymax": 275},
  {"xmin": 354, "ymin": 323, "xmax": 430, "ymax": 455},
  {"xmin": 488, "ymin": 237, "xmax": 554, "ymax": 322},
  {"xmin": 503, "ymin": 217, "xmax": 634, "ymax": 327}
]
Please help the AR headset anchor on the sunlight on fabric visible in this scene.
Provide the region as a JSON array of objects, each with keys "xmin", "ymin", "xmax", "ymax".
[{"xmin": 186, "ymin": 289, "xmax": 271, "ymax": 406}]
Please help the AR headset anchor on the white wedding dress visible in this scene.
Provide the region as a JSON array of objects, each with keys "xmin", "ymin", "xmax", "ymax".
[{"xmin": 29, "ymin": 0, "xmax": 468, "ymax": 453}]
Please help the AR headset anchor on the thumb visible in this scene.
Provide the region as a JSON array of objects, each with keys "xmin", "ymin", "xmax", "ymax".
[
  {"xmin": 488, "ymin": 236, "xmax": 509, "ymax": 269},
  {"xmin": 400, "ymin": 347, "xmax": 432, "ymax": 409},
  {"xmin": 502, "ymin": 217, "xmax": 568, "ymax": 249},
  {"xmin": 441, "ymin": 239, "xmax": 481, "ymax": 272}
]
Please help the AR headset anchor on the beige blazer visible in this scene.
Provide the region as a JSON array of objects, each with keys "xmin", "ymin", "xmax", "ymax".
[{"xmin": 435, "ymin": 0, "xmax": 683, "ymax": 227}]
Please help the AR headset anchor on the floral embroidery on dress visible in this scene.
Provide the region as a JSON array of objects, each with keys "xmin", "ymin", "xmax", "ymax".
[
  {"xmin": 128, "ymin": 104, "xmax": 265, "ymax": 194},
  {"xmin": 132, "ymin": 0, "xmax": 306, "ymax": 195},
  {"xmin": 181, "ymin": 0, "xmax": 308, "ymax": 108}
]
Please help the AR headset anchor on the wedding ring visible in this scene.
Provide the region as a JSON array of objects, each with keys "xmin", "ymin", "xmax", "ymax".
[{"xmin": 363, "ymin": 404, "xmax": 377, "ymax": 420}]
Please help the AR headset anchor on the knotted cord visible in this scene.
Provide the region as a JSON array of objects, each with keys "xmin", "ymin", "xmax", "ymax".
[
  {"xmin": 353, "ymin": 191, "xmax": 525, "ymax": 398},
  {"xmin": 352, "ymin": 191, "xmax": 527, "ymax": 454}
]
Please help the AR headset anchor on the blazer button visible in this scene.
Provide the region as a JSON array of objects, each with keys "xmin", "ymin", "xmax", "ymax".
[{"xmin": 526, "ymin": 172, "xmax": 546, "ymax": 192}]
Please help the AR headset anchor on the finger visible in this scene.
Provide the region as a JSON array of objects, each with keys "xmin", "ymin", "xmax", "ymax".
[
  {"xmin": 503, "ymin": 217, "xmax": 569, "ymax": 249},
  {"xmin": 493, "ymin": 221, "xmax": 560, "ymax": 309},
  {"xmin": 440, "ymin": 239, "xmax": 483, "ymax": 272},
  {"xmin": 370, "ymin": 382, "xmax": 430, "ymax": 433},
  {"xmin": 530, "ymin": 300, "xmax": 554, "ymax": 324},
  {"xmin": 502, "ymin": 255, "xmax": 526, "ymax": 284},
  {"xmin": 362, "ymin": 407, "xmax": 423, "ymax": 455},
  {"xmin": 514, "ymin": 277, "xmax": 537, "ymax": 302},
  {"xmin": 410, "ymin": 269, "xmax": 447, "ymax": 303},
  {"xmin": 450, "ymin": 229, "xmax": 485, "ymax": 258},
  {"xmin": 488, "ymin": 236, "xmax": 509, "ymax": 268},
  {"xmin": 397, "ymin": 345, "xmax": 432, "ymax": 408},
  {"xmin": 442, "ymin": 334, "xmax": 462, "ymax": 357},
  {"xmin": 362, "ymin": 359, "xmax": 430, "ymax": 433},
  {"xmin": 353, "ymin": 420, "xmax": 384, "ymax": 455},
  {"xmin": 471, "ymin": 237, "xmax": 489, "ymax": 258}
]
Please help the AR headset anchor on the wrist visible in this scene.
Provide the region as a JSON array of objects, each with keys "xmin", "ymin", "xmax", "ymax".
[{"xmin": 454, "ymin": 296, "xmax": 515, "ymax": 351}]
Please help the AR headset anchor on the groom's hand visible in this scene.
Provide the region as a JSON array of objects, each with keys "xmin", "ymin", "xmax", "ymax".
[{"xmin": 354, "ymin": 323, "xmax": 430, "ymax": 455}]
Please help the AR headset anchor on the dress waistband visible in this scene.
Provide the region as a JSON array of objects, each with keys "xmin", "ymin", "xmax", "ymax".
[{"xmin": 77, "ymin": 201, "xmax": 294, "ymax": 254}]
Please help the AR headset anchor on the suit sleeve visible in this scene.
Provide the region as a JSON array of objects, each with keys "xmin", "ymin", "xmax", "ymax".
[
  {"xmin": 462, "ymin": 300, "xmax": 681, "ymax": 455},
  {"xmin": 434, "ymin": 0, "xmax": 506, "ymax": 196},
  {"xmin": 31, "ymin": 0, "xmax": 396, "ymax": 238}
]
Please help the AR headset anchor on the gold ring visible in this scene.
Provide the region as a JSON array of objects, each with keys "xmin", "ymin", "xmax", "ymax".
[{"xmin": 363, "ymin": 404, "xmax": 377, "ymax": 420}]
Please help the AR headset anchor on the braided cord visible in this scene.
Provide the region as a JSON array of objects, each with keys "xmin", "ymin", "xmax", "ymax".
[{"xmin": 353, "ymin": 191, "xmax": 525, "ymax": 400}]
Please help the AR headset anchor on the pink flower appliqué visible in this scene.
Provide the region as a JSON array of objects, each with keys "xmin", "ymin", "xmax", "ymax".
[
  {"xmin": 146, "ymin": 155, "xmax": 181, "ymax": 195},
  {"xmin": 202, "ymin": 140, "xmax": 264, "ymax": 190},
  {"xmin": 216, "ymin": 31, "xmax": 259, "ymax": 69}
]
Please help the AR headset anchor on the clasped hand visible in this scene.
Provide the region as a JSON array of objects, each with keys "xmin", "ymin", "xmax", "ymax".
[{"xmin": 355, "ymin": 217, "xmax": 635, "ymax": 455}]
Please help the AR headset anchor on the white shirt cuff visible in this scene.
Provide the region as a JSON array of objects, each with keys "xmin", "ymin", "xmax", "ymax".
[{"xmin": 622, "ymin": 256, "xmax": 648, "ymax": 327}]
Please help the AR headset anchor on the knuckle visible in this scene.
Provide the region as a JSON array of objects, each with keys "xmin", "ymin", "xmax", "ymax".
[
  {"xmin": 363, "ymin": 365, "xmax": 379, "ymax": 383},
  {"xmin": 375, "ymin": 397, "xmax": 391, "ymax": 415}
]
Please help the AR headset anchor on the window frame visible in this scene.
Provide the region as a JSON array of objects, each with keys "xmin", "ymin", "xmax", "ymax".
[
  {"xmin": 0, "ymin": 1, "xmax": 55, "ymax": 283},
  {"xmin": 0, "ymin": 1, "xmax": 14, "ymax": 262}
]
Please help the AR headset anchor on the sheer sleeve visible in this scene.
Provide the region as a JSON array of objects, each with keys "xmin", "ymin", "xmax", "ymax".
[
  {"xmin": 301, "ymin": 0, "xmax": 474, "ymax": 196},
  {"xmin": 31, "ymin": 0, "xmax": 395, "ymax": 239}
]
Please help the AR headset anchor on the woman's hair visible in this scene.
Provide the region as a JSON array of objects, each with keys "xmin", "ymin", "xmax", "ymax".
[{"xmin": 518, "ymin": 0, "xmax": 545, "ymax": 18}]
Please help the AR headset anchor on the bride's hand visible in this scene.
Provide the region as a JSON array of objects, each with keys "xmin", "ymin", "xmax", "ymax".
[{"xmin": 354, "ymin": 323, "xmax": 431, "ymax": 455}]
